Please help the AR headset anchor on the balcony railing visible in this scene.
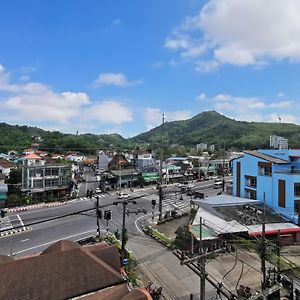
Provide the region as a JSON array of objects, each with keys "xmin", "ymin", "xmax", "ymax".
[{"xmin": 274, "ymin": 169, "xmax": 300, "ymax": 175}]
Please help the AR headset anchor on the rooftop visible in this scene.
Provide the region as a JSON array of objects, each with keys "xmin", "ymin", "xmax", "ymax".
[
  {"xmin": 192, "ymin": 195, "xmax": 299, "ymax": 240},
  {"xmin": 0, "ymin": 240, "xmax": 150, "ymax": 300},
  {"xmin": 243, "ymin": 150, "xmax": 289, "ymax": 164}
]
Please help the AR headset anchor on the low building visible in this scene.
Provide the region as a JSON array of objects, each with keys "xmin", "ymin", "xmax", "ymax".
[
  {"xmin": 21, "ymin": 154, "xmax": 72, "ymax": 201},
  {"xmin": 0, "ymin": 240, "xmax": 151, "ymax": 300},
  {"xmin": 0, "ymin": 159, "xmax": 15, "ymax": 178},
  {"xmin": 0, "ymin": 174, "xmax": 8, "ymax": 207},
  {"xmin": 232, "ymin": 149, "xmax": 300, "ymax": 224}
]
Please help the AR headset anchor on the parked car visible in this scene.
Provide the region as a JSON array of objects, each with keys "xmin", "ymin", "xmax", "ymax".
[
  {"xmin": 95, "ymin": 188, "xmax": 101, "ymax": 194},
  {"xmin": 118, "ymin": 193, "xmax": 131, "ymax": 199},
  {"xmin": 213, "ymin": 181, "xmax": 223, "ymax": 189}
]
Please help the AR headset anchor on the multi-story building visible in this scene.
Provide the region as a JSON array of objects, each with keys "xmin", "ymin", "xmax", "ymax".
[
  {"xmin": 270, "ymin": 135, "xmax": 288, "ymax": 150},
  {"xmin": 98, "ymin": 151, "xmax": 111, "ymax": 171},
  {"xmin": 196, "ymin": 143, "xmax": 207, "ymax": 152},
  {"xmin": 21, "ymin": 154, "xmax": 72, "ymax": 201},
  {"xmin": 232, "ymin": 149, "xmax": 300, "ymax": 224},
  {"xmin": 131, "ymin": 150, "xmax": 155, "ymax": 171}
]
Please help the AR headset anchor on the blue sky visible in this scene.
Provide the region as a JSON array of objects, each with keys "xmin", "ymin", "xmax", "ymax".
[{"xmin": 1, "ymin": 0, "xmax": 300, "ymax": 137}]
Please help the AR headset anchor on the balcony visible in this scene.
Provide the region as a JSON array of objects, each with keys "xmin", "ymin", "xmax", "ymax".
[{"xmin": 275, "ymin": 169, "xmax": 300, "ymax": 175}]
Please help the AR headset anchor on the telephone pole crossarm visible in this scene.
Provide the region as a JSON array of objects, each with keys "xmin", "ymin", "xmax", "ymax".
[{"xmin": 181, "ymin": 248, "xmax": 227, "ymax": 265}]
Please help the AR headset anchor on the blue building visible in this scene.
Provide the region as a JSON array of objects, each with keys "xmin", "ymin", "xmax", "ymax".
[{"xmin": 232, "ymin": 149, "xmax": 300, "ymax": 224}]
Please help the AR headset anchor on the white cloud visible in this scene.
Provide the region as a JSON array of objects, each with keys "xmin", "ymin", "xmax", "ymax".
[
  {"xmin": 269, "ymin": 101, "xmax": 294, "ymax": 108},
  {"xmin": 277, "ymin": 92, "xmax": 285, "ymax": 98},
  {"xmin": 0, "ymin": 65, "xmax": 134, "ymax": 127},
  {"xmin": 144, "ymin": 108, "xmax": 192, "ymax": 130},
  {"xmin": 214, "ymin": 94, "xmax": 265, "ymax": 113},
  {"xmin": 165, "ymin": 0, "xmax": 300, "ymax": 68},
  {"xmin": 19, "ymin": 75, "xmax": 30, "ymax": 82},
  {"xmin": 92, "ymin": 72, "xmax": 143, "ymax": 88},
  {"xmin": 195, "ymin": 60, "xmax": 219, "ymax": 72},
  {"xmin": 164, "ymin": 34, "xmax": 191, "ymax": 50},
  {"xmin": 196, "ymin": 93, "xmax": 206, "ymax": 101},
  {"xmin": 84, "ymin": 101, "xmax": 133, "ymax": 124},
  {"xmin": 3, "ymin": 91, "xmax": 90, "ymax": 123},
  {"xmin": 211, "ymin": 92, "xmax": 300, "ymax": 124},
  {"xmin": 213, "ymin": 94, "xmax": 231, "ymax": 101}
]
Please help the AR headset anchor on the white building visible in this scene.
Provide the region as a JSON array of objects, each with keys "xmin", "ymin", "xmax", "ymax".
[
  {"xmin": 98, "ymin": 151, "xmax": 112, "ymax": 171},
  {"xmin": 196, "ymin": 143, "xmax": 207, "ymax": 152},
  {"xmin": 270, "ymin": 135, "xmax": 288, "ymax": 150}
]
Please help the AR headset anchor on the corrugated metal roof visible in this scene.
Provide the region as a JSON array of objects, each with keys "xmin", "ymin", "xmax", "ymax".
[{"xmin": 243, "ymin": 150, "xmax": 289, "ymax": 164}]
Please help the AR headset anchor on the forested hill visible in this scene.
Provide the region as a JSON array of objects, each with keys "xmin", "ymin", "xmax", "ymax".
[
  {"xmin": 1, "ymin": 111, "xmax": 300, "ymax": 154},
  {"xmin": 129, "ymin": 111, "xmax": 300, "ymax": 149},
  {"xmin": 0, "ymin": 123, "xmax": 126, "ymax": 154}
]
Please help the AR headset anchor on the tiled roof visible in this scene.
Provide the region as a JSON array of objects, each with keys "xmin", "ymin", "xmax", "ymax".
[
  {"xmin": 25, "ymin": 154, "xmax": 42, "ymax": 160},
  {"xmin": 243, "ymin": 150, "xmax": 289, "ymax": 164},
  {"xmin": 0, "ymin": 240, "xmax": 150, "ymax": 300},
  {"xmin": 0, "ymin": 159, "xmax": 15, "ymax": 168},
  {"xmin": 0, "ymin": 241, "xmax": 122, "ymax": 300}
]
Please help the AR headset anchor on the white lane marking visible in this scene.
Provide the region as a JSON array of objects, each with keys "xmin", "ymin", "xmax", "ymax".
[
  {"xmin": 135, "ymin": 214, "xmax": 153, "ymax": 235},
  {"xmin": 17, "ymin": 214, "xmax": 25, "ymax": 230},
  {"xmin": 20, "ymin": 238, "xmax": 29, "ymax": 243},
  {"xmin": 14, "ymin": 230, "xmax": 96, "ymax": 254}
]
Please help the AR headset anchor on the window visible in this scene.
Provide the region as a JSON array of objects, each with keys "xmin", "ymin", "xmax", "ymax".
[
  {"xmin": 278, "ymin": 179, "xmax": 286, "ymax": 208},
  {"xmin": 294, "ymin": 183, "xmax": 300, "ymax": 197},
  {"xmin": 294, "ymin": 200, "xmax": 300, "ymax": 214},
  {"xmin": 258, "ymin": 162, "xmax": 272, "ymax": 176},
  {"xmin": 245, "ymin": 175, "xmax": 257, "ymax": 188}
]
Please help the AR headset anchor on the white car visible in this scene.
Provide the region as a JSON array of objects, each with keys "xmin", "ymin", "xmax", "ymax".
[
  {"xmin": 95, "ymin": 188, "xmax": 101, "ymax": 194},
  {"xmin": 187, "ymin": 184, "xmax": 195, "ymax": 188},
  {"xmin": 118, "ymin": 193, "xmax": 131, "ymax": 199}
]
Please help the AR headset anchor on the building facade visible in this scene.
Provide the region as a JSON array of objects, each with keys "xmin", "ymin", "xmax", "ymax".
[
  {"xmin": 132, "ymin": 150, "xmax": 155, "ymax": 171},
  {"xmin": 232, "ymin": 149, "xmax": 300, "ymax": 224},
  {"xmin": 21, "ymin": 154, "xmax": 72, "ymax": 201}
]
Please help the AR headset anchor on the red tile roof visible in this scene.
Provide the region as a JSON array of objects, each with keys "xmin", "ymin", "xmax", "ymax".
[
  {"xmin": 25, "ymin": 154, "xmax": 42, "ymax": 160},
  {"xmin": 0, "ymin": 159, "xmax": 15, "ymax": 168},
  {"xmin": 0, "ymin": 240, "xmax": 150, "ymax": 300}
]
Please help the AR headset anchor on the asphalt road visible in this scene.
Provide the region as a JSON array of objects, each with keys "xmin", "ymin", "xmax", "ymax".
[{"xmin": 0, "ymin": 179, "xmax": 222, "ymax": 256}]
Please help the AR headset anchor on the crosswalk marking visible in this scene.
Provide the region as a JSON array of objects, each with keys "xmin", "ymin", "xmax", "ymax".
[{"xmin": 0, "ymin": 217, "xmax": 13, "ymax": 231}]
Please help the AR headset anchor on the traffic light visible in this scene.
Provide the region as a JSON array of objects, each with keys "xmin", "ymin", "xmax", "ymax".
[
  {"xmin": 104, "ymin": 210, "xmax": 112, "ymax": 220},
  {"xmin": 151, "ymin": 199, "xmax": 156, "ymax": 208},
  {"xmin": 97, "ymin": 209, "xmax": 102, "ymax": 219},
  {"xmin": 1, "ymin": 209, "xmax": 6, "ymax": 218}
]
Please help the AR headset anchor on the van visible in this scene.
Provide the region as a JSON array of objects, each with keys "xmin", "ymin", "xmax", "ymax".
[{"xmin": 213, "ymin": 181, "xmax": 223, "ymax": 189}]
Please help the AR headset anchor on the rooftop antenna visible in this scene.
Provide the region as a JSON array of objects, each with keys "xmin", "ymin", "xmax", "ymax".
[{"xmin": 277, "ymin": 115, "xmax": 282, "ymax": 124}]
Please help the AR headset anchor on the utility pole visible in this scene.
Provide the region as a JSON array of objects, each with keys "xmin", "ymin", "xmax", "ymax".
[
  {"xmin": 113, "ymin": 199, "xmax": 143, "ymax": 257},
  {"xmin": 222, "ymin": 142, "xmax": 225, "ymax": 192},
  {"xmin": 261, "ymin": 192, "xmax": 267, "ymax": 290},
  {"xmin": 158, "ymin": 113, "xmax": 165, "ymax": 222},
  {"xmin": 96, "ymin": 196, "xmax": 101, "ymax": 240},
  {"xmin": 199, "ymin": 217, "xmax": 205, "ymax": 300},
  {"xmin": 121, "ymin": 202, "xmax": 127, "ymax": 254}
]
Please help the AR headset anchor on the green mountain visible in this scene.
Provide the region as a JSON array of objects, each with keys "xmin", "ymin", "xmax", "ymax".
[
  {"xmin": 0, "ymin": 123, "xmax": 126, "ymax": 154},
  {"xmin": 1, "ymin": 111, "xmax": 300, "ymax": 154},
  {"xmin": 130, "ymin": 111, "xmax": 300, "ymax": 149}
]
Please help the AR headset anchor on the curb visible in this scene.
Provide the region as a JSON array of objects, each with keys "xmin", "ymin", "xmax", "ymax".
[
  {"xmin": 7, "ymin": 202, "xmax": 66, "ymax": 213},
  {"xmin": 0, "ymin": 227, "xmax": 32, "ymax": 238}
]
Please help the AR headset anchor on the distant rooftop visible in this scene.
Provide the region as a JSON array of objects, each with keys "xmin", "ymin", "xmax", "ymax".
[{"xmin": 243, "ymin": 150, "xmax": 289, "ymax": 164}]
